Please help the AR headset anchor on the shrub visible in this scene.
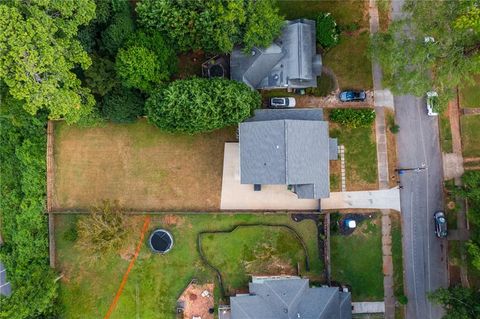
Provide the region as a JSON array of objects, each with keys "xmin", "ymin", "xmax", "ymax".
[
  {"xmin": 387, "ymin": 114, "xmax": 400, "ymax": 133},
  {"xmin": 101, "ymin": 3, "xmax": 135, "ymax": 55},
  {"xmin": 329, "ymin": 109, "xmax": 376, "ymax": 128},
  {"xmin": 115, "ymin": 46, "xmax": 160, "ymax": 91},
  {"xmin": 101, "ymin": 87, "xmax": 144, "ymax": 123},
  {"xmin": 76, "ymin": 200, "xmax": 129, "ymax": 259},
  {"xmin": 146, "ymin": 78, "xmax": 260, "ymax": 133},
  {"xmin": 115, "ymin": 31, "xmax": 176, "ymax": 92},
  {"xmin": 84, "ymin": 55, "xmax": 118, "ymax": 96},
  {"xmin": 316, "ymin": 13, "xmax": 340, "ymax": 49}
]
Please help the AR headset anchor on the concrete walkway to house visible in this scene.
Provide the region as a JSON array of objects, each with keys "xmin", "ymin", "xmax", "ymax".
[
  {"xmin": 369, "ymin": 0, "xmax": 395, "ymax": 317},
  {"xmin": 352, "ymin": 302, "xmax": 386, "ymax": 314},
  {"xmin": 321, "ymin": 188, "xmax": 400, "ymax": 211}
]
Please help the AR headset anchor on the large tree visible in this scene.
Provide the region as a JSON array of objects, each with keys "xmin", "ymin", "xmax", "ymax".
[
  {"xmin": 429, "ymin": 287, "xmax": 480, "ymax": 319},
  {"xmin": 136, "ymin": 0, "xmax": 284, "ymax": 53},
  {"xmin": 0, "ymin": 1, "xmax": 96, "ymax": 123},
  {"xmin": 145, "ymin": 78, "xmax": 260, "ymax": 133},
  {"xmin": 371, "ymin": 0, "xmax": 480, "ymax": 106}
]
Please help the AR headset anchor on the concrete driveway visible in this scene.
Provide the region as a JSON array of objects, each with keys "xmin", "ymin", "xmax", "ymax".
[{"xmin": 220, "ymin": 143, "xmax": 401, "ymax": 211}]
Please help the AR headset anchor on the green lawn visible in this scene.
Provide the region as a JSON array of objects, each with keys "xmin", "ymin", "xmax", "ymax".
[
  {"xmin": 278, "ymin": 0, "xmax": 373, "ymax": 90},
  {"xmin": 329, "ymin": 121, "xmax": 378, "ymax": 190},
  {"xmin": 56, "ymin": 213, "xmax": 323, "ymax": 319},
  {"xmin": 201, "ymin": 225, "xmax": 310, "ymax": 295},
  {"xmin": 460, "ymin": 75, "xmax": 480, "ymax": 108},
  {"xmin": 391, "ymin": 214, "xmax": 405, "ymax": 300},
  {"xmin": 330, "ymin": 214, "xmax": 384, "ymax": 301},
  {"xmin": 278, "ymin": 0, "xmax": 367, "ymax": 26},
  {"xmin": 439, "ymin": 111, "xmax": 453, "ymax": 153},
  {"xmin": 323, "ymin": 32, "xmax": 373, "ymax": 90},
  {"xmin": 460, "ymin": 115, "xmax": 480, "ymax": 157}
]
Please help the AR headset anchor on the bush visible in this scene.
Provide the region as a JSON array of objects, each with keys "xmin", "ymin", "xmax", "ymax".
[
  {"xmin": 115, "ymin": 31, "xmax": 176, "ymax": 92},
  {"xmin": 329, "ymin": 109, "xmax": 376, "ymax": 128},
  {"xmin": 101, "ymin": 3, "xmax": 135, "ymax": 55},
  {"xmin": 316, "ymin": 13, "xmax": 340, "ymax": 49},
  {"xmin": 115, "ymin": 46, "xmax": 160, "ymax": 91},
  {"xmin": 76, "ymin": 200, "xmax": 129, "ymax": 259},
  {"xmin": 146, "ymin": 78, "xmax": 260, "ymax": 133},
  {"xmin": 101, "ymin": 88, "xmax": 144, "ymax": 123},
  {"xmin": 396, "ymin": 294, "xmax": 408, "ymax": 305},
  {"xmin": 387, "ymin": 114, "xmax": 400, "ymax": 133},
  {"xmin": 84, "ymin": 55, "xmax": 118, "ymax": 96}
]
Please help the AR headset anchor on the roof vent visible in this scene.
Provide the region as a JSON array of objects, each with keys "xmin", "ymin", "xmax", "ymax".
[{"xmin": 251, "ymin": 50, "xmax": 256, "ymax": 56}]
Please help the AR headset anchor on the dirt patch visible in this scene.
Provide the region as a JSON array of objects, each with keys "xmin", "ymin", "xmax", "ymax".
[
  {"xmin": 52, "ymin": 120, "xmax": 236, "ymax": 211},
  {"xmin": 175, "ymin": 50, "xmax": 206, "ymax": 79},
  {"xmin": 161, "ymin": 215, "xmax": 185, "ymax": 227},
  {"xmin": 177, "ymin": 282, "xmax": 214, "ymax": 319}
]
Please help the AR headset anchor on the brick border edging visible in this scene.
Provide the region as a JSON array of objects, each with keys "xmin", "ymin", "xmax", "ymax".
[{"xmin": 46, "ymin": 120, "xmax": 56, "ymax": 268}]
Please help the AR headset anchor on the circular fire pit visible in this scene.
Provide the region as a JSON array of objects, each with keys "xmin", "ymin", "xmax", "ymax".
[{"xmin": 148, "ymin": 229, "xmax": 174, "ymax": 254}]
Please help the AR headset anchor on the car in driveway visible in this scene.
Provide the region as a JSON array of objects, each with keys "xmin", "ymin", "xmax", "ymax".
[
  {"xmin": 426, "ymin": 91, "xmax": 439, "ymax": 116},
  {"xmin": 269, "ymin": 97, "xmax": 296, "ymax": 108},
  {"xmin": 339, "ymin": 90, "xmax": 367, "ymax": 102},
  {"xmin": 434, "ymin": 211, "xmax": 448, "ymax": 238}
]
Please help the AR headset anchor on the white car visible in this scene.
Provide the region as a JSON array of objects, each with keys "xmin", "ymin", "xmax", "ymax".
[
  {"xmin": 269, "ymin": 97, "xmax": 296, "ymax": 108},
  {"xmin": 426, "ymin": 91, "xmax": 439, "ymax": 116}
]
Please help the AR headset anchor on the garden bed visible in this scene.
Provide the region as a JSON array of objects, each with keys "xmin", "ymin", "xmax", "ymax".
[
  {"xmin": 55, "ymin": 213, "xmax": 323, "ymax": 318},
  {"xmin": 52, "ymin": 120, "xmax": 236, "ymax": 211}
]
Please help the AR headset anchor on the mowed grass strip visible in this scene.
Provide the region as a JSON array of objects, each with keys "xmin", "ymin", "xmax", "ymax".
[
  {"xmin": 329, "ymin": 123, "xmax": 378, "ymax": 190},
  {"xmin": 56, "ymin": 213, "xmax": 323, "ymax": 319},
  {"xmin": 330, "ymin": 214, "xmax": 384, "ymax": 301},
  {"xmin": 460, "ymin": 75, "xmax": 480, "ymax": 108},
  {"xmin": 201, "ymin": 225, "xmax": 308, "ymax": 295},
  {"xmin": 53, "ymin": 120, "xmax": 236, "ymax": 211},
  {"xmin": 461, "ymin": 115, "xmax": 480, "ymax": 157}
]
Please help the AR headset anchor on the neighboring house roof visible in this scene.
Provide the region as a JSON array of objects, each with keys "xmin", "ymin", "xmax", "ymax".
[
  {"xmin": 230, "ymin": 277, "xmax": 352, "ymax": 319},
  {"xmin": 239, "ymin": 109, "xmax": 337, "ymax": 199},
  {"xmin": 231, "ymin": 19, "xmax": 322, "ymax": 90}
]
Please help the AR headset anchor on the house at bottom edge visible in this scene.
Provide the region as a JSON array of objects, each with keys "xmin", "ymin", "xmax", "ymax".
[{"xmin": 219, "ymin": 276, "xmax": 352, "ymax": 319}]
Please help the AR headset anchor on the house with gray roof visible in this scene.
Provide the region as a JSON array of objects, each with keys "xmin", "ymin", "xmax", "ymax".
[
  {"xmin": 230, "ymin": 19, "xmax": 322, "ymax": 90},
  {"xmin": 225, "ymin": 276, "xmax": 351, "ymax": 319},
  {"xmin": 239, "ymin": 109, "xmax": 337, "ymax": 199}
]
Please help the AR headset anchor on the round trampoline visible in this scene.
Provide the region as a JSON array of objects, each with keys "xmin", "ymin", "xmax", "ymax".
[
  {"xmin": 208, "ymin": 64, "xmax": 225, "ymax": 78},
  {"xmin": 148, "ymin": 229, "xmax": 174, "ymax": 254}
]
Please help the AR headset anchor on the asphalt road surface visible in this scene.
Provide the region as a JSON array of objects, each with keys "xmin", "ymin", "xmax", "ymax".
[{"xmin": 395, "ymin": 95, "xmax": 448, "ymax": 319}]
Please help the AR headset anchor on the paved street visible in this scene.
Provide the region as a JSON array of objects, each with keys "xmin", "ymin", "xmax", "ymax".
[{"xmin": 395, "ymin": 95, "xmax": 448, "ymax": 319}]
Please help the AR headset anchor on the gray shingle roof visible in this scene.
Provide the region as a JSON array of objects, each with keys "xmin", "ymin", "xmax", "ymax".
[
  {"xmin": 231, "ymin": 19, "xmax": 322, "ymax": 90},
  {"xmin": 239, "ymin": 109, "xmax": 333, "ymax": 199},
  {"xmin": 230, "ymin": 278, "xmax": 352, "ymax": 319}
]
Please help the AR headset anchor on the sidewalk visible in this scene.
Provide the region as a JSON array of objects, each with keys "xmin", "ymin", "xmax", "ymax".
[{"xmin": 369, "ymin": 0, "xmax": 395, "ymax": 317}]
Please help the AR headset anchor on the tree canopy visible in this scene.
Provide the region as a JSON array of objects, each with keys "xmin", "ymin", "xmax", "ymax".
[
  {"xmin": 115, "ymin": 31, "xmax": 176, "ymax": 92},
  {"xmin": 136, "ymin": 0, "xmax": 284, "ymax": 53},
  {"xmin": 145, "ymin": 78, "xmax": 260, "ymax": 133},
  {"xmin": 0, "ymin": 88, "xmax": 58, "ymax": 318},
  {"xmin": 0, "ymin": 1, "xmax": 96, "ymax": 123},
  {"xmin": 371, "ymin": 0, "xmax": 480, "ymax": 106},
  {"xmin": 429, "ymin": 286, "xmax": 480, "ymax": 319}
]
